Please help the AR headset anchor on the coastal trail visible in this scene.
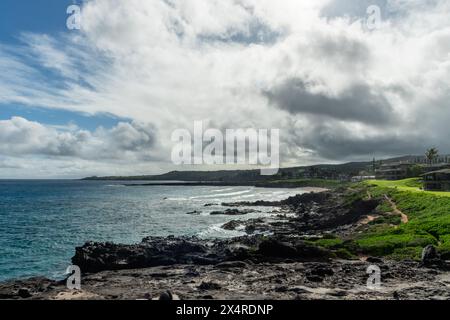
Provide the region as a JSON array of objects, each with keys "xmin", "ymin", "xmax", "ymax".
[{"xmin": 384, "ymin": 195, "xmax": 409, "ymax": 224}]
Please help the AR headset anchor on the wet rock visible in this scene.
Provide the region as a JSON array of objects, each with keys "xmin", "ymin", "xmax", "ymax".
[
  {"xmin": 204, "ymin": 203, "xmax": 218, "ymax": 207},
  {"xmin": 210, "ymin": 209, "xmax": 255, "ymax": 216},
  {"xmin": 221, "ymin": 220, "xmax": 241, "ymax": 231},
  {"xmin": 186, "ymin": 211, "xmax": 201, "ymax": 215},
  {"xmin": 222, "ymin": 200, "xmax": 282, "ymax": 207}
]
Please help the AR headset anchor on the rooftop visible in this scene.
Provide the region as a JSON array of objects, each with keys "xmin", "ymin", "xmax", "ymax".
[{"xmin": 422, "ymin": 169, "xmax": 450, "ymax": 175}]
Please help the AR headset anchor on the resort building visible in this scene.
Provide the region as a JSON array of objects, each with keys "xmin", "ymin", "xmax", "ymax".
[
  {"xmin": 351, "ymin": 176, "xmax": 376, "ymax": 182},
  {"xmin": 422, "ymin": 169, "xmax": 450, "ymax": 191},
  {"xmin": 375, "ymin": 163, "xmax": 412, "ymax": 180}
]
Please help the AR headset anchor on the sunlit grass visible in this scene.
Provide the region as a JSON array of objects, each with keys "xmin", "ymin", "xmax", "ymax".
[
  {"xmin": 312, "ymin": 180, "xmax": 450, "ymax": 260},
  {"xmin": 366, "ymin": 178, "xmax": 450, "ymax": 197}
]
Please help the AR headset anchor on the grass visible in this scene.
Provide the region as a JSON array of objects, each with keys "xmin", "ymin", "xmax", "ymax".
[
  {"xmin": 366, "ymin": 178, "xmax": 450, "ymax": 197},
  {"xmin": 312, "ymin": 180, "xmax": 450, "ymax": 260}
]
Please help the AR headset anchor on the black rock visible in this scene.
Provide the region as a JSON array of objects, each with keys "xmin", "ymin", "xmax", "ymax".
[
  {"xmin": 258, "ymin": 239, "xmax": 298, "ymax": 258},
  {"xmin": 306, "ymin": 275, "xmax": 324, "ymax": 282},
  {"xmin": 18, "ymin": 288, "xmax": 32, "ymax": 298},
  {"xmin": 310, "ymin": 265, "xmax": 334, "ymax": 277},
  {"xmin": 159, "ymin": 290, "xmax": 173, "ymax": 300},
  {"xmin": 210, "ymin": 209, "xmax": 255, "ymax": 216},
  {"xmin": 204, "ymin": 203, "xmax": 218, "ymax": 207},
  {"xmin": 144, "ymin": 293, "xmax": 152, "ymax": 300},
  {"xmin": 214, "ymin": 261, "xmax": 248, "ymax": 269},
  {"xmin": 366, "ymin": 257, "xmax": 384, "ymax": 264},
  {"xmin": 421, "ymin": 245, "xmax": 441, "ymax": 266},
  {"xmin": 72, "ymin": 236, "xmax": 211, "ymax": 273},
  {"xmin": 221, "ymin": 220, "xmax": 241, "ymax": 230}
]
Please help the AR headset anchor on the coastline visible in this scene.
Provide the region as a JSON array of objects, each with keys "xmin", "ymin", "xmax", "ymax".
[
  {"xmin": 1, "ymin": 186, "xmax": 449, "ymax": 300},
  {"xmin": 122, "ymin": 181, "xmax": 336, "ymax": 190}
]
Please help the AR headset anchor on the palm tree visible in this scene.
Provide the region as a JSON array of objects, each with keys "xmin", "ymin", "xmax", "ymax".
[{"xmin": 425, "ymin": 148, "xmax": 439, "ymax": 165}]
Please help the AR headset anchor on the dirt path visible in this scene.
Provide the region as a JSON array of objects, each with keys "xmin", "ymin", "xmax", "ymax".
[
  {"xmin": 359, "ymin": 215, "xmax": 376, "ymax": 225},
  {"xmin": 384, "ymin": 195, "xmax": 409, "ymax": 224}
]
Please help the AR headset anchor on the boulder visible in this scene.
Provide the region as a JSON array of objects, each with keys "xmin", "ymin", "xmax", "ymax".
[
  {"xmin": 210, "ymin": 209, "xmax": 255, "ymax": 216},
  {"xmin": 18, "ymin": 288, "xmax": 32, "ymax": 298},
  {"xmin": 221, "ymin": 220, "xmax": 241, "ymax": 231},
  {"xmin": 421, "ymin": 245, "xmax": 441, "ymax": 266},
  {"xmin": 159, "ymin": 290, "xmax": 173, "ymax": 300},
  {"xmin": 258, "ymin": 239, "xmax": 298, "ymax": 258}
]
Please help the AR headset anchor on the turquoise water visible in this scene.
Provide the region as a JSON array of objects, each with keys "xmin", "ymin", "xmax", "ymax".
[{"xmin": 0, "ymin": 180, "xmax": 305, "ymax": 282}]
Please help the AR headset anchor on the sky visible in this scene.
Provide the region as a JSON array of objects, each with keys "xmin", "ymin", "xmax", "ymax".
[{"xmin": 0, "ymin": 0, "xmax": 449, "ymax": 178}]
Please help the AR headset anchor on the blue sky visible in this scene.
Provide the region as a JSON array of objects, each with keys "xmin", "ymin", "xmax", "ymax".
[{"xmin": 0, "ymin": 0, "xmax": 125, "ymax": 130}]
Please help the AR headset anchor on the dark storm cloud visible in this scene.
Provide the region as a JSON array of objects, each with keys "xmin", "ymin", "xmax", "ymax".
[
  {"xmin": 290, "ymin": 122, "xmax": 429, "ymax": 160},
  {"xmin": 264, "ymin": 79, "xmax": 396, "ymax": 125}
]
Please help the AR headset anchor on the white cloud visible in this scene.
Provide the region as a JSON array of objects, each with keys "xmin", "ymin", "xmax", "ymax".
[{"xmin": 0, "ymin": 117, "xmax": 160, "ymax": 161}]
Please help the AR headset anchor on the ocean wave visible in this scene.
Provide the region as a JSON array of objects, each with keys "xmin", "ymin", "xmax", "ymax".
[
  {"xmin": 197, "ymin": 223, "xmax": 245, "ymax": 239},
  {"xmin": 210, "ymin": 188, "xmax": 235, "ymax": 193},
  {"xmin": 189, "ymin": 189, "xmax": 252, "ymax": 199}
]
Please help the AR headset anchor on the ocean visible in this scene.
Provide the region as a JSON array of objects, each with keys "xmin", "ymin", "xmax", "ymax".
[{"xmin": 0, "ymin": 180, "xmax": 308, "ymax": 282}]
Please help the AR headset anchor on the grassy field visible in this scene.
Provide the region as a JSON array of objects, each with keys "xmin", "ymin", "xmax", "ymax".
[
  {"xmin": 366, "ymin": 178, "xmax": 450, "ymax": 197},
  {"xmin": 311, "ymin": 179, "xmax": 450, "ymax": 260}
]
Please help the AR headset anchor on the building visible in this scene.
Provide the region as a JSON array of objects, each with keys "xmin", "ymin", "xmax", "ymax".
[
  {"xmin": 422, "ymin": 169, "xmax": 450, "ymax": 191},
  {"xmin": 351, "ymin": 176, "xmax": 376, "ymax": 182},
  {"xmin": 375, "ymin": 163, "xmax": 413, "ymax": 180}
]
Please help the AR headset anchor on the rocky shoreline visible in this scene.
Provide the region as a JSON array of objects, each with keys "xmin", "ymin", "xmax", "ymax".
[{"xmin": 1, "ymin": 188, "xmax": 449, "ymax": 300}]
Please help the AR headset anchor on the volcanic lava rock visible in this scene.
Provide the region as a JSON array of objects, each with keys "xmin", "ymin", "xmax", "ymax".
[
  {"xmin": 18, "ymin": 288, "xmax": 32, "ymax": 298},
  {"xmin": 221, "ymin": 220, "xmax": 242, "ymax": 230},
  {"xmin": 210, "ymin": 209, "xmax": 255, "ymax": 216},
  {"xmin": 159, "ymin": 290, "xmax": 173, "ymax": 300},
  {"xmin": 258, "ymin": 239, "xmax": 298, "ymax": 258},
  {"xmin": 72, "ymin": 237, "xmax": 213, "ymax": 273},
  {"xmin": 421, "ymin": 245, "xmax": 441, "ymax": 267}
]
